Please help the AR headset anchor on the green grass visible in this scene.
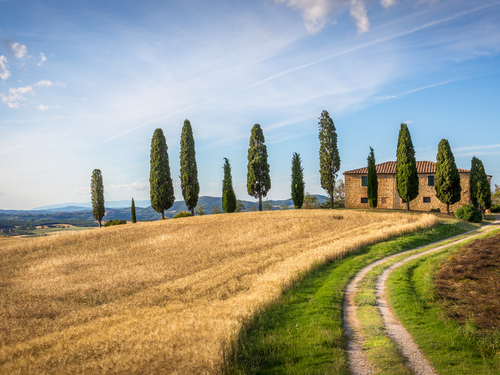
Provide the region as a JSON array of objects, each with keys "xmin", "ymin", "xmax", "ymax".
[
  {"xmin": 223, "ymin": 220, "xmax": 480, "ymax": 374},
  {"xmin": 386, "ymin": 228, "xmax": 500, "ymax": 375},
  {"xmin": 22, "ymin": 226, "xmax": 91, "ymax": 237}
]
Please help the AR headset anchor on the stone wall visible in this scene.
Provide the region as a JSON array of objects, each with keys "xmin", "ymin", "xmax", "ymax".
[{"xmin": 344, "ymin": 172, "xmax": 470, "ymax": 213}]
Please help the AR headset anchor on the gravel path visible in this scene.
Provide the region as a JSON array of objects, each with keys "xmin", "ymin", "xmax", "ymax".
[{"xmin": 344, "ymin": 217, "xmax": 500, "ymax": 375}]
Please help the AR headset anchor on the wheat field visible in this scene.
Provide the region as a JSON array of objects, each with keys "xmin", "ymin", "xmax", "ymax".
[{"xmin": 0, "ymin": 210, "xmax": 438, "ymax": 374}]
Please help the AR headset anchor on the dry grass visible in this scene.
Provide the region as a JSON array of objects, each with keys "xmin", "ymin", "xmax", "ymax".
[{"xmin": 0, "ymin": 210, "xmax": 438, "ymax": 374}]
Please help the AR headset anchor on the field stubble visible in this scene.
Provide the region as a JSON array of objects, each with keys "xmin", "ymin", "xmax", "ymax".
[{"xmin": 0, "ymin": 210, "xmax": 438, "ymax": 374}]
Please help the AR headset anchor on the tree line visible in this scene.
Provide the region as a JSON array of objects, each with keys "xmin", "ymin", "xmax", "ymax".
[
  {"xmin": 90, "ymin": 110, "xmax": 342, "ymax": 225},
  {"xmin": 365, "ymin": 123, "xmax": 492, "ymax": 217}
]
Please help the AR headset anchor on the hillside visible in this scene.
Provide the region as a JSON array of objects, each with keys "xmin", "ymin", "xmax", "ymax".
[{"xmin": 0, "ymin": 210, "xmax": 437, "ymax": 374}]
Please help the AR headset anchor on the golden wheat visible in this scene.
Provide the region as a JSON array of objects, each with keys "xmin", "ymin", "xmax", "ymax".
[{"xmin": 0, "ymin": 210, "xmax": 438, "ymax": 374}]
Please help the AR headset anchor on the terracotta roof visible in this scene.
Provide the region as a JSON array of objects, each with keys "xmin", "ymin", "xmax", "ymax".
[{"xmin": 343, "ymin": 161, "xmax": 470, "ymax": 175}]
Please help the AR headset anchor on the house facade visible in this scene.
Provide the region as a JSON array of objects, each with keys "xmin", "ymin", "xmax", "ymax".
[{"xmin": 343, "ymin": 161, "xmax": 480, "ymax": 212}]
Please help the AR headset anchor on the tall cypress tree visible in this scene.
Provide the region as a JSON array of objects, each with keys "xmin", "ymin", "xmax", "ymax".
[
  {"xmin": 367, "ymin": 147, "xmax": 378, "ymax": 208},
  {"xmin": 318, "ymin": 110, "xmax": 341, "ymax": 209},
  {"xmin": 222, "ymin": 158, "xmax": 237, "ymax": 213},
  {"xmin": 470, "ymin": 156, "xmax": 491, "ymax": 218},
  {"xmin": 91, "ymin": 169, "xmax": 105, "ymax": 227},
  {"xmin": 247, "ymin": 124, "xmax": 271, "ymax": 211},
  {"xmin": 131, "ymin": 198, "xmax": 137, "ymax": 223},
  {"xmin": 396, "ymin": 123, "xmax": 419, "ymax": 210},
  {"xmin": 435, "ymin": 139, "xmax": 461, "ymax": 214},
  {"xmin": 150, "ymin": 128, "xmax": 175, "ymax": 219},
  {"xmin": 180, "ymin": 119, "xmax": 200, "ymax": 216},
  {"xmin": 291, "ymin": 152, "xmax": 305, "ymax": 209}
]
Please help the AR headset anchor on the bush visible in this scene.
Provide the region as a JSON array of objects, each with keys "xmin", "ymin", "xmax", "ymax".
[
  {"xmin": 104, "ymin": 219, "xmax": 127, "ymax": 227},
  {"xmin": 454, "ymin": 205, "xmax": 482, "ymax": 223},
  {"xmin": 173, "ymin": 211, "xmax": 192, "ymax": 219},
  {"xmin": 491, "ymin": 204, "xmax": 500, "ymax": 213}
]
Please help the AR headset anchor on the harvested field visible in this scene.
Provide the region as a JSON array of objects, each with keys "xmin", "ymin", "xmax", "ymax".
[
  {"xmin": 0, "ymin": 210, "xmax": 438, "ymax": 374},
  {"xmin": 435, "ymin": 233, "xmax": 500, "ymax": 331}
]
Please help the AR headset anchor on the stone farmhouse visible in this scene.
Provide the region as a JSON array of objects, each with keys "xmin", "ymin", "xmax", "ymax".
[{"xmin": 343, "ymin": 161, "xmax": 492, "ymax": 212}]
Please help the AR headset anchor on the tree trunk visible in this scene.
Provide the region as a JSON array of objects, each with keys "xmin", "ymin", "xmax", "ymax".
[
  {"xmin": 259, "ymin": 194, "xmax": 262, "ymax": 211},
  {"xmin": 191, "ymin": 208, "xmax": 195, "ymax": 216},
  {"xmin": 330, "ymin": 194, "xmax": 334, "ymax": 209},
  {"xmin": 447, "ymin": 203, "xmax": 450, "ymax": 214},
  {"xmin": 98, "ymin": 220, "xmax": 102, "ymax": 228},
  {"xmin": 161, "ymin": 210, "xmax": 165, "ymax": 220},
  {"xmin": 406, "ymin": 201, "xmax": 410, "ymax": 211}
]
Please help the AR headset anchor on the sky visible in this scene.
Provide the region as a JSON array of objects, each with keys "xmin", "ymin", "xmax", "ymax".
[{"xmin": 1, "ymin": 0, "xmax": 500, "ymax": 210}]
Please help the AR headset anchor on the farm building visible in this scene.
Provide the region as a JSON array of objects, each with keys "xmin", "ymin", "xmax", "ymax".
[{"xmin": 343, "ymin": 161, "xmax": 492, "ymax": 212}]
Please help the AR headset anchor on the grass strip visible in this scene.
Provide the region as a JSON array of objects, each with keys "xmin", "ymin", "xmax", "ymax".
[
  {"xmin": 223, "ymin": 220, "xmax": 479, "ymax": 374},
  {"xmin": 386, "ymin": 228, "xmax": 500, "ymax": 375}
]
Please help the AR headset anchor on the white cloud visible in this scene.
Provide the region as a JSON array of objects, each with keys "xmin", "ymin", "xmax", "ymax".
[
  {"xmin": 6, "ymin": 102, "xmax": 19, "ymax": 108},
  {"xmin": 35, "ymin": 80, "xmax": 54, "ymax": 87},
  {"xmin": 380, "ymin": 0, "xmax": 397, "ymax": 8},
  {"xmin": 276, "ymin": 0, "xmax": 342, "ymax": 34},
  {"xmin": 0, "ymin": 55, "xmax": 10, "ymax": 81},
  {"xmin": 350, "ymin": 0, "xmax": 370, "ymax": 34},
  {"xmin": 37, "ymin": 52, "xmax": 47, "ymax": 66},
  {"xmin": 1, "ymin": 85, "xmax": 35, "ymax": 108},
  {"xmin": 36, "ymin": 104, "xmax": 51, "ymax": 111},
  {"xmin": 1, "ymin": 38, "xmax": 28, "ymax": 59}
]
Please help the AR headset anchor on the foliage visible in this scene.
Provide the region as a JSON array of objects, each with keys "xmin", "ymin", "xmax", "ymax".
[
  {"xmin": 334, "ymin": 179, "xmax": 346, "ymax": 208},
  {"xmin": 455, "ymin": 204, "xmax": 482, "ymax": 223},
  {"xmin": 396, "ymin": 123, "xmax": 419, "ymax": 210},
  {"xmin": 247, "ymin": 124, "xmax": 271, "ymax": 211},
  {"xmin": 173, "ymin": 211, "xmax": 192, "ymax": 219},
  {"xmin": 302, "ymin": 193, "xmax": 319, "ymax": 209},
  {"xmin": 318, "ymin": 110, "xmax": 341, "ymax": 209},
  {"xmin": 131, "ymin": 198, "xmax": 137, "ymax": 223},
  {"xmin": 222, "ymin": 158, "xmax": 237, "ymax": 213},
  {"xmin": 103, "ymin": 219, "xmax": 127, "ymax": 227},
  {"xmin": 180, "ymin": 119, "xmax": 200, "ymax": 216},
  {"xmin": 91, "ymin": 169, "xmax": 105, "ymax": 227},
  {"xmin": 435, "ymin": 139, "xmax": 461, "ymax": 214},
  {"xmin": 279, "ymin": 202, "xmax": 288, "ymax": 210},
  {"xmin": 367, "ymin": 147, "xmax": 378, "ymax": 208},
  {"xmin": 263, "ymin": 199, "xmax": 273, "ymax": 211},
  {"xmin": 150, "ymin": 128, "xmax": 175, "ymax": 220},
  {"xmin": 291, "ymin": 152, "xmax": 305, "ymax": 209},
  {"xmin": 491, "ymin": 204, "xmax": 500, "ymax": 213},
  {"xmin": 470, "ymin": 157, "xmax": 491, "ymax": 217},
  {"xmin": 235, "ymin": 200, "xmax": 246, "ymax": 213},
  {"xmin": 195, "ymin": 204, "xmax": 205, "ymax": 216},
  {"xmin": 492, "ymin": 184, "xmax": 500, "ymax": 206},
  {"xmin": 211, "ymin": 206, "xmax": 222, "ymax": 214}
]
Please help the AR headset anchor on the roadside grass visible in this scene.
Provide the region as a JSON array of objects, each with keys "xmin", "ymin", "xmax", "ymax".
[
  {"xmin": 223, "ymin": 219, "xmax": 479, "ymax": 374},
  {"xmin": 386, "ymin": 228, "xmax": 500, "ymax": 375},
  {"xmin": 22, "ymin": 226, "xmax": 92, "ymax": 237}
]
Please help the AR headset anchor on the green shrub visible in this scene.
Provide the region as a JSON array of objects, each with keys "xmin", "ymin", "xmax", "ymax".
[
  {"xmin": 491, "ymin": 204, "xmax": 500, "ymax": 213},
  {"xmin": 454, "ymin": 204, "xmax": 482, "ymax": 223},
  {"xmin": 103, "ymin": 219, "xmax": 127, "ymax": 227},
  {"xmin": 173, "ymin": 211, "xmax": 192, "ymax": 219}
]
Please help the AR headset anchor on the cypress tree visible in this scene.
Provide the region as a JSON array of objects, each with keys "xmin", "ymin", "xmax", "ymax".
[
  {"xmin": 367, "ymin": 147, "xmax": 378, "ymax": 208},
  {"xmin": 396, "ymin": 123, "xmax": 419, "ymax": 210},
  {"xmin": 291, "ymin": 152, "xmax": 305, "ymax": 209},
  {"xmin": 150, "ymin": 128, "xmax": 175, "ymax": 219},
  {"xmin": 222, "ymin": 158, "xmax": 237, "ymax": 213},
  {"xmin": 247, "ymin": 124, "xmax": 271, "ymax": 211},
  {"xmin": 435, "ymin": 139, "xmax": 461, "ymax": 214},
  {"xmin": 131, "ymin": 198, "xmax": 137, "ymax": 223},
  {"xmin": 470, "ymin": 156, "xmax": 491, "ymax": 218},
  {"xmin": 90, "ymin": 169, "xmax": 105, "ymax": 227},
  {"xmin": 318, "ymin": 110, "xmax": 341, "ymax": 209},
  {"xmin": 180, "ymin": 119, "xmax": 200, "ymax": 216}
]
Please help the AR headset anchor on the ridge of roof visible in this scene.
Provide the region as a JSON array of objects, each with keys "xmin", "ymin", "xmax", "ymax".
[{"xmin": 343, "ymin": 161, "xmax": 470, "ymax": 175}]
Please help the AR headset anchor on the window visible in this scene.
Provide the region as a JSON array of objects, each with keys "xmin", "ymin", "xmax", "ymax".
[
  {"xmin": 381, "ymin": 197, "xmax": 387, "ymax": 204},
  {"xmin": 361, "ymin": 197, "xmax": 368, "ymax": 204},
  {"xmin": 428, "ymin": 175, "xmax": 434, "ymax": 186},
  {"xmin": 423, "ymin": 196, "xmax": 431, "ymax": 203},
  {"xmin": 361, "ymin": 176, "xmax": 367, "ymax": 186}
]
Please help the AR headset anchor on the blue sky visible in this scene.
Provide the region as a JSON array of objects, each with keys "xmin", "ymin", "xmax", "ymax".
[{"xmin": 1, "ymin": 0, "xmax": 500, "ymax": 209}]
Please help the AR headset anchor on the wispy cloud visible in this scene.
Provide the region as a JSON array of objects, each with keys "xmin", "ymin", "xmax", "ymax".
[
  {"xmin": 276, "ymin": 0, "xmax": 339, "ymax": 34},
  {"xmin": 350, "ymin": 0, "xmax": 369, "ymax": 34},
  {"xmin": 0, "ymin": 55, "xmax": 10, "ymax": 81},
  {"xmin": 1, "ymin": 38, "xmax": 28, "ymax": 59},
  {"xmin": 37, "ymin": 52, "xmax": 47, "ymax": 66},
  {"xmin": 1, "ymin": 85, "xmax": 35, "ymax": 107}
]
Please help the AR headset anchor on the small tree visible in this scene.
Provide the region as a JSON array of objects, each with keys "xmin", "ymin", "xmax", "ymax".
[
  {"xmin": 334, "ymin": 179, "xmax": 345, "ymax": 208},
  {"xmin": 150, "ymin": 128, "xmax": 175, "ymax": 219},
  {"xmin": 131, "ymin": 198, "xmax": 137, "ymax": 223},
  {"xmin": 91, "ymin": 169, "xmax": 105, "ymax": 227},
  {"xmin": 367, "ymin": 147, "xmax": 378, "ymax": 208},
  {"xmin": 492, "ymin": 184, "xmax": 500, "ymax": 205},
  {"xmin": 247, "ymin": 124, "xmax": 271, "ymax": 211},
  {"xmin": 264, "ymin": 199, "xmax": 273, "ymax": 211},
  {"xmin": 318, "ymin": 110, "xmax": 341, "ymax": 209},
  {"xmin": 303, "ymin": 193, "xmax": 319, "ymax": 209},
  {"xmin": 195, "ymin": 204, "xmax": 205, "ymax": 216},
  {"xmin": 396, "ymin": 123, "xmax": 419, "ymax": 210},
  {"xmin": 470, "ymin": 157, "xmax": 491, "ymax": 218},
  {"xmin": 222, "ymin": 158, "xmax": 237, "ymax": 213},
  {"xmin": 291, "ymin": 152, "xmax": 305, "ymax": 209},
  {"xmin": 435, "ymin": 139, "xmax": 461, "ymax": 214},
  {"xmin": 180, "ymin": 120, "xmax": 200, "ymax": 216},
  {"xmin": 235, "ymin": 200, "xmax": 246, "ymax": 212}
]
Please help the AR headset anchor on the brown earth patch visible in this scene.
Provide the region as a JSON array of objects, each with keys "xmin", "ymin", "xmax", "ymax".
[{"xmin": 434, "ymin": 233, "xmax": 500, "ymax": 331}]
